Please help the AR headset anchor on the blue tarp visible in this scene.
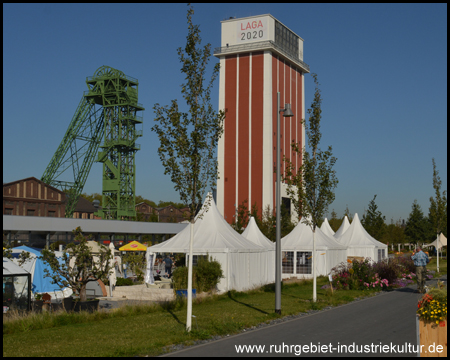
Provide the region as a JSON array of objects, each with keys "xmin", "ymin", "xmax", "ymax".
[{"xmin": 12, "ymin": 245, "xmax": 65, "ymax": 294}]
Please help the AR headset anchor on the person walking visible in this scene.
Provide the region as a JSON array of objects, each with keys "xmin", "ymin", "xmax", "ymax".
[
  {"xmin": 163, "ymin": 255, "xmax": 173, "ymax": 278},
  {"xmin": 411, "ymin": 246, "xmax": 429, "ymax": 293}
]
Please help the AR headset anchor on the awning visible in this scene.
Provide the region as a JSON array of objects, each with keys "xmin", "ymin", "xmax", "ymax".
[{"xmin": 119, "ymin": 241, "xmax": 147, "ymax": 251}]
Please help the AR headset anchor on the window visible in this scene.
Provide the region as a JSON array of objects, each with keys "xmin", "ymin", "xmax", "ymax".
[
  {"xmin": 282, "ymin": 197, "xmax": 291, "ymax": 217},
  {"xmin": 5, "ymin": 208, "xmax": 13, "ymax": 215},
  {"xmin": 27, "ymin": 209, "xmax": 35, "ymax": 216},
  {"xmin": 378, "ymin": 249, "xmax": 386, "ymax": 261},
  {"xmin": 282, "ymin": 251, "xmax": 294, "ymax": 274},
  {"xmin": 296, "ymin": 251, "xmax": 312, "ymax": 274},
  {"xmin": 275, "ymin": 20, "xmax": 299, "ymax": 59},
  {"xmin": 48, "ymin": 211, "xmax": 56, "ymax": 217}
]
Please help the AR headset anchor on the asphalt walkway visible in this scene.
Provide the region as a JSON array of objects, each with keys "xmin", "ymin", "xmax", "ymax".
[{"xmin": 163, "ymin": 275, "xmax": 447, "ymax": 357}]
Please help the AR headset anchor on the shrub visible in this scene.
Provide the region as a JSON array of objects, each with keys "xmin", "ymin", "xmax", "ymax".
[
  {"xmin": 115, "ymin": 278, "xmax": 134, "ymax": 287},
  {"xmin": 195, "ymin": 255, "xmax": 223, "ymax": 293},
  {"xmin": 171, "ymin": 256, "xmax": 223, "ymax": 293},
  {"xmin": 171, "ymin": 266, "xmax": 196, "ymax": 291}
]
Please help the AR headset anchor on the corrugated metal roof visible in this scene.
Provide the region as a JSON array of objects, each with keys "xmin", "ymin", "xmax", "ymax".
[{"xmin": 3, "ymin": 215, "xmax": 187, "ymax": 235}]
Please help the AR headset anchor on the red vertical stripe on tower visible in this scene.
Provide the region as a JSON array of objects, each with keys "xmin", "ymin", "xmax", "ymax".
[
  {"xmin": 238, "ymin": 54, "xmax": 250, "ymax": 211},
  {"xmin": 224, "ymin": 55, "xmax": 237, "ymax": 223},
  {"xmin": 291, "ymin": 64, "xmax": 297, "ymax": 177},
  {"xmin": 251, "ymin": 52, "xmax": 264, "ymax": 216}
]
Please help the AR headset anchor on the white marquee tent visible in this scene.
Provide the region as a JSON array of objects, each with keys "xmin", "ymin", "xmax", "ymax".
[
  {"xmin": 281, "ymin": 220, "xmax": 347, "ymax": 279},
  {"xmin": 147, "ymin": 196, "xmax": 272, "ymax": 292},
  {"xmin": 335, "ymin": 213, "xmax": 388, "ymax": 262},
  {"xmin": 423, "ymin": 233, "xmax": 447, "ymax": 250},
  {"xmin": 241, "ymin": 216, "xmax": 275, "ymax": 283},
  {"xmin": 333, "ymin": 216, "xmax": 351, "ymax": 240},
  {"xmin": 320, "ymin": 218, "xmax": 335, "ymax": 238}
]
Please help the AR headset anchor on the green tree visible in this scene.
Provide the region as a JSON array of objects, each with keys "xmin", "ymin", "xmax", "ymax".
[
  {"xmin": 404, "ymin": 200, "xmax": 429, "ymax": 245},
  {"xmin": 151, "ymin": 4, "xmax": 225, "ymax": 332},
  {"xmin": 40, "ymin": 227, "xmax": 112, "ymax": 302},
  {"xmin": 328, "ymin": 209, "xmax": 342, "ymax": 233},
  {"xmin": 231, "ymin": 199, "xmax": 250, "ymax": 234},
  {"xmin": 381, "ymin": 218, "xmax": 406, "ymax": 246},
  {"xmin": 283, "ymin": 73, "xmax": 338, "ymax": 302},
  {"xmin": 80, "ymin": 192, "xmax": 102, "ymax": 206},
  {"xmin": 122, "ymin": 252, "xmax": 146, "ymax": 282},
  {"xmin": 361, "ymin": 195, "xmax": 387, "ymax": 241},
  {"xmin": 428, "ymin": 158, "xmax": 447, "ymax": 239},
  {"xmin": 343, "ymin": 204, "xmax": 353, "ymax": 222}
]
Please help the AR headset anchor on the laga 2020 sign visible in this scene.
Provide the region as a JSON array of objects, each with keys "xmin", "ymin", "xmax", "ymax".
[{"xmin": 236, "ymin": 17, "xmax": 268, "ymax": 43}]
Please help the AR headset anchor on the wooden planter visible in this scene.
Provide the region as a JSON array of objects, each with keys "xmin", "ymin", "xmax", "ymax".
[{"xmin": 417, "ymin": 317, "xmax": 447, "ymax": 357}]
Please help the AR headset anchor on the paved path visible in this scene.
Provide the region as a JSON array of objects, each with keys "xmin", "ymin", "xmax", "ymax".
[{"xmin": 163, "ymin": 275, "xmax": 446, "ymax": 357}]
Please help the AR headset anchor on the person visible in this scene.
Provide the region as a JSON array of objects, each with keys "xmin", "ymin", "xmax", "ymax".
[
  {"xmin": 411, "ymin": 246, "xmax": 430, "ymax": 293},
  {"xmin": 163, "ymin": 255, "xmax": 173, "ymax": 278}
]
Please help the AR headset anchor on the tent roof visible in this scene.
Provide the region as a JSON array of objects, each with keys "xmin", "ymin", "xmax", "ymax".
[
  {"xmin": 281, "ymin": 220, "xmax": 347, "ymax": 250},
  {"xmin": 148, "ymin": 195, "xmax": 267, "ymax": 253},
  {"xmin": 3, "ymin": 257, "xmax": 30, "ymax": 276},
  {"xmin": 424, "ymin": 233, "xmax": 447, "ymax": 249},
  {"xmin": 336, "ymin": 213, "xmax": 387, "ymax": 248},
  {"xmin": 334, "ymin": 216, "xmax": 351, "ymax": 239},
  {"xmin": 242, "ymin": 217, "xmax": 275, "ymax": 249},
  {"xmin": 320, "ymin": 218, "xmax": 335, "ymax": 237},
  {"xmin": 119, "ymin": 241, "xmax": 147, "ymax": 251}
]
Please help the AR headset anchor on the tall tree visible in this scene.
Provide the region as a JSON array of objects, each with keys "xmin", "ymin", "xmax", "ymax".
[
  {"xmin": 405, "ymin": 200, "xmax": 429, "ymax": 245},
  {"xmin": 343, "ymin": 204, "xmax": 353, "ymax": 222},
  {"xmin": 428, "ymin": 158, "xmax": 447, "ymax": 239},
  {"xmin": 361, "ymin": 195, "xmax": 386, "ymax": 241},
  {"xmin": 328, "ymin": 209, "xmax": 342, "ymax": 232},
  {"xmin": 283, "ymin": 73, "xmax": 338, "ymax": 302},
  {"xmin": 381, "ymin": 218, "xmax": 407, "ymax": 246},
  {"xmin": 151, "ymin": 4, "xmax": 225, "ymax": 332}
]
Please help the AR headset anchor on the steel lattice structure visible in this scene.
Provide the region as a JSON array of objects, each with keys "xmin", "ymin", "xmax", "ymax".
[{"xmin": 41, "ymin": 66, "xmax": 144, "ymax": 219}]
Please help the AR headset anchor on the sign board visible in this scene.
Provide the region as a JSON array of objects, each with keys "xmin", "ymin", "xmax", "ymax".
[{"xmin": 236, "ymin": 17, "xmax": 268, "ymax": 43}]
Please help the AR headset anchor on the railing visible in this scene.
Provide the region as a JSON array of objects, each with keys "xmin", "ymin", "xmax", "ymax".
[{"xmin": 214, "ymin": 40, "xmax": 310, "ymax": 72}]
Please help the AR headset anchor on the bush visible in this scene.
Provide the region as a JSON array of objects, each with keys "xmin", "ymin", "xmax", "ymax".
[
  {"xmin": 171, "ymin": 266, "xmax": 193, "ymax": 291},
  {"xmin": 115, "ymin": 278, "xmax": 134, "ymax": 286},
  {"xmin": 195, "ymin": 256, "xmax": 223, "ymax": 293},
  {"xmin": 171, "ymin": 255, "xmax": 223, "ymax": 293}
]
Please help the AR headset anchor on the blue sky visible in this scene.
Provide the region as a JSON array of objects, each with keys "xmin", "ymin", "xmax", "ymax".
[{"xmin": 3, "ymin": 3, "xmax": 447, "ymax": 223}]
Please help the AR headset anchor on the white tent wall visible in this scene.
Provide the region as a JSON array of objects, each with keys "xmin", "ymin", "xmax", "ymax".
[
  {"xmin": 281, "ymin": 223, "xmax": 348, "ymax": 279},
  {"xmin": 146, "ymin": 194, "xmax": 273, "ymax": 293},
  {"xmin": 281, "ymin": 248, "xmax": 347, "ymax": 279}
]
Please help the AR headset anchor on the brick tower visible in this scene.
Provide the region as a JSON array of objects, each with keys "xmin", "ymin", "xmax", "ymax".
[{"xmin": 214, "ymin": 14, "xmax": 310, "ymax": 224}]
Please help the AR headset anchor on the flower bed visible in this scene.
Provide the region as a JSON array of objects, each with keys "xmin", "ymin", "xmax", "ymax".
[{"xmin": 331, "ymin": 255, "xmax": 418, "ymax": 291}]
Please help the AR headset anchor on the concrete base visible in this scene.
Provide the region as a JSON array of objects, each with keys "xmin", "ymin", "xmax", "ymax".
[{"xmin": 104, "ymin": 284, "xmax": 174, "ymax": 302}]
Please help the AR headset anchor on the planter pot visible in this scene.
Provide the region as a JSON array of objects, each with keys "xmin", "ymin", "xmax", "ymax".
[
  {"xmin": 73, "ymin": 299, "xmax": 99, "ymax": 313},
  {"xmin": 417, "ymin": 317, "xmax": 447, "ymax": 357},
  {"xmin": 175, "ymin": 289, "xmax": 196, "ymax": 298}
]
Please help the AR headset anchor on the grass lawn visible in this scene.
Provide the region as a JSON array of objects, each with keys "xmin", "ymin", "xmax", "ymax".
[
  {"xmin": 428, "ymin": 257, "xmax": 447, "ymax": 276},
  {"xmin": 3, "ymin": 277, "xmax": 380, "ymax": 357}
]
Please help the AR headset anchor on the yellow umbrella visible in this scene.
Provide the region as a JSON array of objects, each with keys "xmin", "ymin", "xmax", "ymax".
[{"xmin": 119, "ymin": 241, "xmax": 147, "ymax": 251}]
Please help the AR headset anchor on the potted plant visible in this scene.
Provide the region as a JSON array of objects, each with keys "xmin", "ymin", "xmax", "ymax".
[
  {"xmin": 40, "ymin": 226, "xmax": 113, "ymax": 313},
  {"xmin": 416, "ymin": 280, "xmax": 447, "ymax": 357}
]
